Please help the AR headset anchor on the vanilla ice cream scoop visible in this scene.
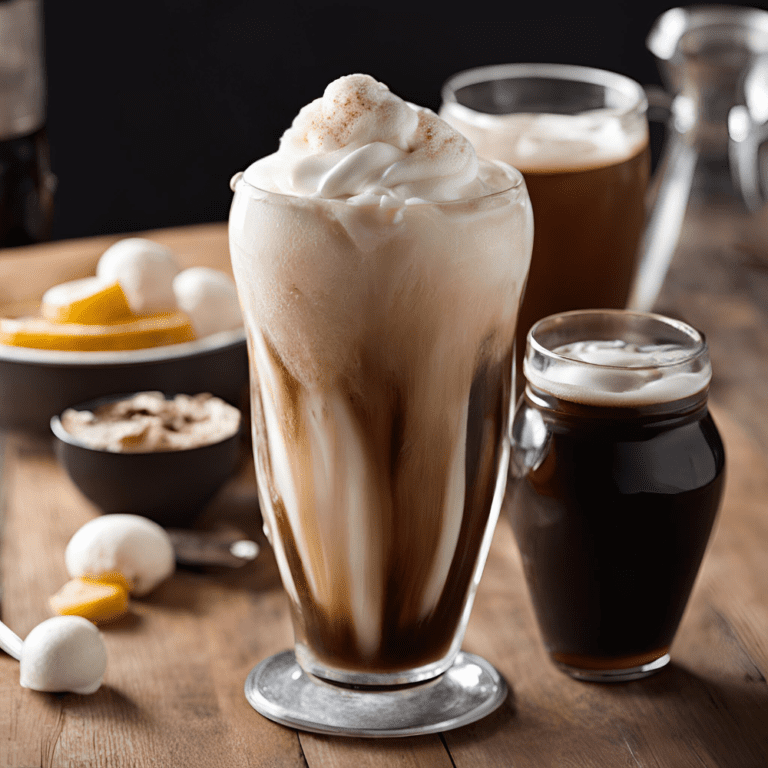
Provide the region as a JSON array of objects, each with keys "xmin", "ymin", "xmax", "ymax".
[
  {"xmin": 17, "ymin": 616, "xmax": 107, "ymax": 694},
  {"xmin": 97, "ymin": 238, "xmax": 180, "ymax": 314},
  {"xmin": 172, "ymin": 267, "xmax": 243, "ymax": 337},
  {"xmin": 65, "ymin": 514, "xmax": 175, "ymax": 596}
]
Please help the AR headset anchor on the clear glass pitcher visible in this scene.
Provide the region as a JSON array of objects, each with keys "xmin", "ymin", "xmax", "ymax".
[{"xmin": 628, "ymin": 4, "xmax": 768, "ymax": 311}]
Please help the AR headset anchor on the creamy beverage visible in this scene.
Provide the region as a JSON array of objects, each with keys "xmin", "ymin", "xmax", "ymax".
[
  {"xmin": 509, "ymin": 311, "xmax": 725, "ymax": 681},
  {"xmin": 439, "ymin": 67, "xmax": 651, "ymax": 390},
  {"xmin": 229, "ymin": 75, "xmax": 533, "ymax": 682}
]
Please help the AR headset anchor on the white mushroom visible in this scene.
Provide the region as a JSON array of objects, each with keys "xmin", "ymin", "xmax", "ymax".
[
  {"xmin": 65, "ymin": 514, "xmax": 175, "ymax": 596},
  {"xmin": 19, "ymin": 616, "xmax": 107, "ymax": 694}
]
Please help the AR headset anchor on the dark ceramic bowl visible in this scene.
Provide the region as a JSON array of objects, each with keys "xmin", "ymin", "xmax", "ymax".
[
  {"xmin": 51, "ymin": 392, "xmax": 242, "ymax": 528},
  {"xmin": 0, "ymin": 328, "xmax": 248, "ymax": 436}
]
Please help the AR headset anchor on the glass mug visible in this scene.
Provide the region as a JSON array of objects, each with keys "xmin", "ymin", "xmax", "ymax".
[
  {"xmin": 508, "ymin": 310, "xmax": 725, "ymax": 682},
  {"xmin": 229, "ymin": 160, "xmax": 533, "ymax": 735},
  {"xmin": 439, "ymin": 64, "xmax": 651, "ymax": 389}
]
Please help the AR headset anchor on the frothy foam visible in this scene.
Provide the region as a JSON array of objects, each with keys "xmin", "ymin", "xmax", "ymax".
[
  {"xmin": 525, "ymin": 340, "xmax": 711, "ymax": 406},
  {"xmin": 439, "ymin": 107, "xmax": 648, "ymax": 172},
  {"xmin": 243, "ymin": 74, "xmax": 509, "ymax": 203}
]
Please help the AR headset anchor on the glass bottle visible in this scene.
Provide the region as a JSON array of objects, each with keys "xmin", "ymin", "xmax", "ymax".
[{"xmin": 0, "ymin": 0, "xmax": 54, "ymax": 248}]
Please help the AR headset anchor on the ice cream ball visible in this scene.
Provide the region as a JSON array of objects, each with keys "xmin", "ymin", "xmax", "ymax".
[
  {"xmin": 65, "ymin": 514, "xmax": 175, "ymax": 597},
  {"xmin": 20, "ymin": 615, "xmax": 107, "ymax": 694},
  {"xmin": 172, "ymin": 267, "xmax": 243, "ymax": 337},
  {"xmin": 97, "ymin": 238, "xmax": 180, "ymax": 314}
]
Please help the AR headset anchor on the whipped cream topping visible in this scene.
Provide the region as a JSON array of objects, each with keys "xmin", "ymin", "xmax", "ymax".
[{"xmin": 243, "ymin": 74, "xmax": 496, "ymax": 203}]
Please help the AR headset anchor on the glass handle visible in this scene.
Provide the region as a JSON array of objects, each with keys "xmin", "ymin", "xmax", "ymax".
[
  {"xmin": 628, "ymin": 135, "xmax": 698, "ymax": 312},
  {"xmin": 642, "ymin": 84, "xmax": 676, "ymax": 213},
  {"xmin": 626, "ymin": 87, "xmax": 698, "ymax": 312},
  {"xmin": 729, "ymin": 105, "xmax": 768, "ymax": 213},
  {"xmin": 644, "ymin": 84, "xmax": 674, "ymax": 125},
  {"xmin": 509, "ymin": 404, "xmax": 549, "ymax": 478}
]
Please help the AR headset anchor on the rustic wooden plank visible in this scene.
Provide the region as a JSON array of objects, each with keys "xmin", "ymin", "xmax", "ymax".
[
  {"xmin": 2, "ymin": 221, "xmax": 768, "ymax": 765},
  {"xmin": 298, "ymin": 734, "xmax": 453, "ymax": 768},
  {"xmin": 445, "ymin": 407, "xmax": 768, "ymax": 768},
  {"xmin": 0, "ymin": 435, "xmax": 308, "ymax": 767},
  {"xmin": 653, "ymin": 206, "xmax": 768, "ymax": 453},
  {"xmin": 0, "ymin": 223, "xmax": 232, "ymax": 311},
  {"xmin": 0, "ymin": 435, "xmax": 70, "ymax": 768}
]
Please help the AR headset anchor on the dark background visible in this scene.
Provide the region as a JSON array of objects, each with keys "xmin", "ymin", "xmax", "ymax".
[{"xmin": 41, "ymin": 0, "xmax": 768, "ymax": 241}]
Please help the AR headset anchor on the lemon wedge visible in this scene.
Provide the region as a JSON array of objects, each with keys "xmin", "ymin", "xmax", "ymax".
[
  {"xmin": 42, "ymin": 277, "xmax": 133, "ymax": 325},
  {"xmin": 0, "ymin": 311, "xmax": 196, "ymax": 351},
  {"xmin": 49, "ymin": 577, "xmax": 130, "ymax": 623}
]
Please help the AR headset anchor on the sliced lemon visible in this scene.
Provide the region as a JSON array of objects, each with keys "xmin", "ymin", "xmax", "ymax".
[
  {"xmin": 0, "ymin": 311, "xmax": 196, "ymax": 351},
  {"xmin": 41, "ymin": 277, "xmax": 133, "ymax": 325},
  {"xmin": 49, "ymin": 577, "xmax": 130, "ymax": 623}
]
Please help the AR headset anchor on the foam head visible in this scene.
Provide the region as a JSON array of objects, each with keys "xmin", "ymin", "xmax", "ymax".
[
  {"xmin": 438, "ymin": 64, "xmax": 648, "ymax": 173},
  {"xmin": 524, "ymin": 311, "xmax": 712, "ymax": 407},
  {"xmin": 440, "ymin": 109, "xmax": 648, "ymax": 173}
]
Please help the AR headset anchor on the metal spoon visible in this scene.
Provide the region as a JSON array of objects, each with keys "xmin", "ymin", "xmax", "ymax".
[{"xmin": 167, "ymin": 529, "xmax": 260, "ymax": 568}]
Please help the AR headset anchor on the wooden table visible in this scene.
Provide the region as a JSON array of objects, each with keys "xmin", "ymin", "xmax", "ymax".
[{"xmin": 1, "ymin": 223, "xmax": 767, "ymax": 767}]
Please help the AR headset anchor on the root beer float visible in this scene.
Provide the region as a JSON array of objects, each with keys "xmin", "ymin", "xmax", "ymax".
[{"xmin": 229, "ymin": 74, "xmax": 533, "ymax": 685}]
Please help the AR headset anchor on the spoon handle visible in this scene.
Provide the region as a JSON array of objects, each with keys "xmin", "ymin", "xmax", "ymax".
[
  {"xmin": 0, "ymin": 619, "xmax": 23, "ymax": 661},
  {"xmin": 167, "ymin": 529, "xmax": 260, "ymax": 568}
]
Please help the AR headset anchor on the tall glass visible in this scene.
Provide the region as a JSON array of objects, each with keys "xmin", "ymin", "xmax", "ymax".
[
  {"xmin": 439, "ymin": 64, "xmax": 650, "ymax": 390},
  {"xmin": 229, "ymin": 160, "xmax": 533, "ymax": 735}
]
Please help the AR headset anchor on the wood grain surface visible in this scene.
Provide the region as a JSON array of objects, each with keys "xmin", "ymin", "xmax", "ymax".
[{"xmin": 0, "ymin": 224, "xmax": 767, "ymax": 767}]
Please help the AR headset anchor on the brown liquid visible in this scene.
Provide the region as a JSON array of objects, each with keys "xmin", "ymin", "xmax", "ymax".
[
  {"xmin": 249, "ymin": 337, "xmax": 512, "ymax": 675},
  {"xmin": 515, "ymin": 145, "xmax": 650, "ymax": 384},
  {"xmin": 509, "ymin": 391, "xmax": 725, "ymax": 669}
]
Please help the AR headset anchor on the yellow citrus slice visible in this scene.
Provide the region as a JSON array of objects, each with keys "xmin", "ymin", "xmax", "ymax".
[
  {"xmin": 0, "ymin": 311, "xmax": 196, "ymax": 351},
  {"xmin": 49, "ymin": 577, "xmax": 130, "ymax": 623},
  {"xmin": 81, "ymin": 571, "xmax": 135, "ymax": 593},
  {"xmin": 41, "ymin": 277, "xmax": 133, "ymax": 325}
]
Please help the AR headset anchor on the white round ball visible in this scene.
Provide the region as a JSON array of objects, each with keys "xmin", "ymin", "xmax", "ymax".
[
  {"xmin": 20, "ymin": 616, "xmax": 107, "ymax": 694},
  {"xmin": 172, "ymin": 267, "xmax": 243, "ymax": 337},
  {"xmin": 97, "ymin": 238, "xmax": 180, "ymax": 314},
  {"xmin": 65, "ymin": 514, "xmax": 175, "ymax": 597}
]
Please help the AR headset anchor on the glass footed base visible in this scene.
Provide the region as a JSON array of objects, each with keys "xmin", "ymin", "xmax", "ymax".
[{"xmin": 244, "ymin": 649, "xmax": 508, "ymax": 737}]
